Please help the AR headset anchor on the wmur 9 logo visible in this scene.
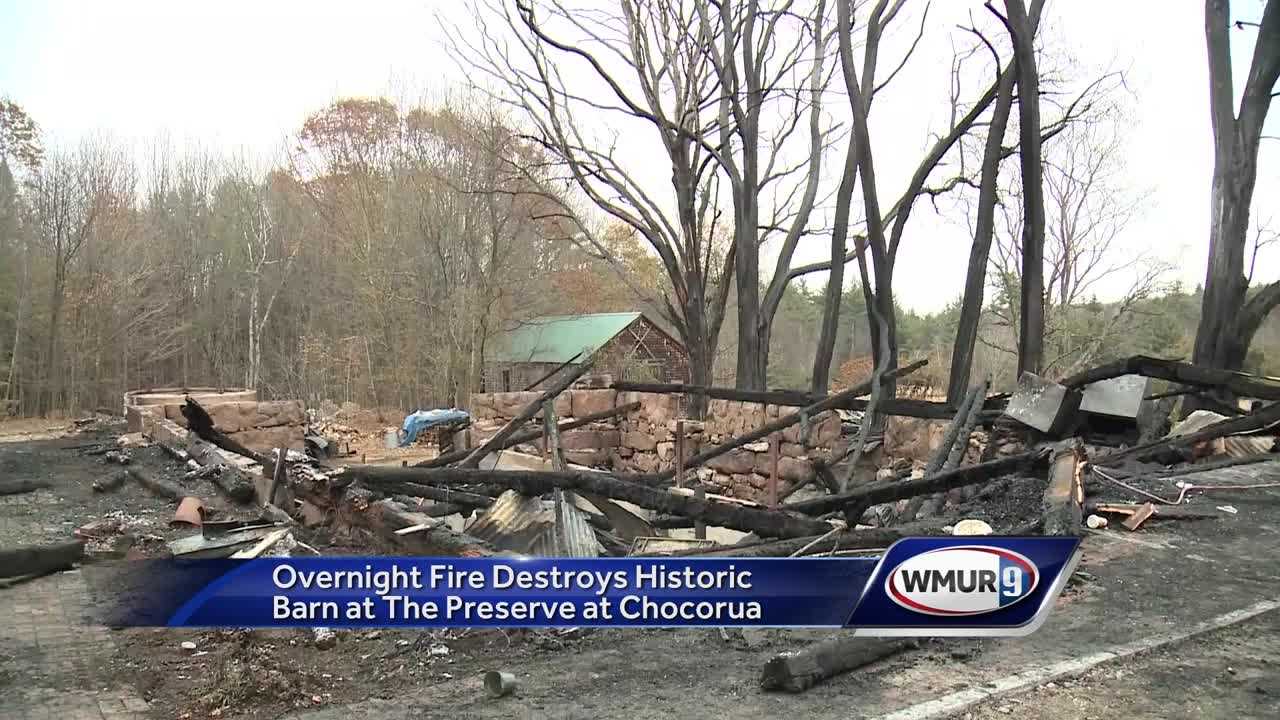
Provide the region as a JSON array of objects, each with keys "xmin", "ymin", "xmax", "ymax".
[{"xmin": 884, "ymin": 545, "xmax": 1040, "ymax": 617}]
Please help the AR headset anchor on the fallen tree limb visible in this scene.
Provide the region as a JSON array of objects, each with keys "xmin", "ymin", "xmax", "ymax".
[
  {"xmin": 654, "ymin": 359, "xmax": 928, "ymax": 483},
  {"xmin": 420, "ymin": 401, "xmax": 640, "ymax": 468},
  {"xmin": 1090, "ymin": 401, "xmax": 1280, "ymax": 467},
  {"xmin": 1062, "ymin": 355, "xmax": 1280, "ymax": 401},
  {"xmin": 760, "ymin": 637, "xmax": 919, "ymax": 692},
  {"xmin": 0, "ymin": 541, "xmax": 86, "ymax": 579},
  {"xmin": 786, "ymin": 451, "xmax": 1050, "ymax": 517},
  {"xmin": 0, "ymin": 478, "xmax": 50, "ymax": 496},
  {"xmin": 335, "ymin": 465, "xmax": 833, "ymax": 539}
]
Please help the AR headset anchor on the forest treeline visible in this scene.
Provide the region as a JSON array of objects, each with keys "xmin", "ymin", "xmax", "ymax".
[
  {"xmin": 0, "ymin": 92, "xmax": 1274, "ymax": 417},
  {"xmin": 2, "ymin": 0, "xmax": 1279, "ymax": 417}
]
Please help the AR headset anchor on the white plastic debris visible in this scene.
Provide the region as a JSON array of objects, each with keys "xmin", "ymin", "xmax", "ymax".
[
  {"xmin": 180, "ymin": 640, "xmax": 198, "ymax": 652},
  {"xmin": 1216, "ymin": 505, "xmax": 1238, "ymax": 514},
  {"xmin": 1086, "ymin": 514, "xmax": 1109, "ymax": 529},
  {"xmin": 951, "ymin": 519, "xmax": 994, "ymax": 536},
  {"xmin": 313, "ymin": 627, "xmax": 337, "ymax": 649},
  {"xmin": 429, "ymin": 643, "xmax": 450, "ymax": 656}
]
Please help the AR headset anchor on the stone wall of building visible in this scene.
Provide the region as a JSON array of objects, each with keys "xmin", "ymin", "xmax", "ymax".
[
  {"xmin": 469, "ymin": 389, "xmax": 845, "ymax": 502},
  {"xmin": 126, "ymin": 395, "xmax": 306, "ymax": 451}
]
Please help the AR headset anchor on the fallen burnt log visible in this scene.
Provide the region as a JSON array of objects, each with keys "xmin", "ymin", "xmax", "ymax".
[
  {"xmin": 0, "ymin": 478, "xmax": 50, "ymax": 496},
  {"xmin": 0, "ymin": 540, "xmax": 86, "ymax": 579},
  {"xmin": 92, "ymin": 471, "xmax": 129, "ymax": 493},
  {"xmin": 654, "ymin": 359, "xmax": 928, "ymax": 483},
  {"xmin": 334, "ymin": 465, "xmax": 834, "ymax": 539},
  {"xmin": 460, "ymin": 361, "xmax": 594, "ymax": 468},
  {"xmin": 126, "ymin": 467, "xmax": 186, "ymax": 502},
  {"xmin": 760, "ymin": 637, "xmax": 919, "ymax": 692},
  {"xmin": 785, "ymin": 451, "xmax": 1050, "ymax": 517},
  {"xmin": 1062, "ymin": 355, "xmax": 1280, "ymax": 401},
  {"xmin": 384, "ymin": 481, "xmax": 496, "ymax": 509},
  {"xmin": 1090, "ymin": 400, "xmax": 1280, "ymax": 467},
  {"xmin": 181, "ymin": 398, "xmax": 270, "ymax": 467},
  {"xmin": 420, "ymin": 401, "xmax": 640, "ymax": 469}
]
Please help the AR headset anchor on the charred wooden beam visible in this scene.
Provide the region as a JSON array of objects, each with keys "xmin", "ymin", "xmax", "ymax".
[
  {"xmin": 418, "ymin": 401, "xmax": 640, "ymax": 468},
  {"xmin": 384, "ymin": 481, "xmax": 496, "ymax": 509},
  {"xmin": 900, "ymin": 385, "xmax": 981, "ymax": 522},
  {"xmin": 1062, "ymin": 355, "xmax": 1280, "ymax": 401},
  {"xmin": 786, "ymin": 451, "xmax": 1049, "ymax": 517},
  {"xmin": 1043, "ymin": 440, "xmax": 1085, "ymax": 536},
  {"xmin": 760, "ymin": 637, "xmax": 919, "ymax": 692},
  {"xmin": 611, "ymin": 377, "xmax": 972, "ymax": 419},
  {"xmin": 459, "ymin": 360, "xmax": 594, "ymax": 468},
  {"xmin": 335, "ymin": 465, "xmax": 834, "ymax": 539},
  {"xmin": 667, "ymin": 528, "xmax": 908, "ymax": 558},
  {"xmin": 92, "ymin": 471, "xmax": 129, "ymax": 493},
  {"xmin": 655, "ymin": 359, "xmax": 928, "ymax": 483},
  {"xmin": 522, "ymin": 351, "xmax": 584, "ymax": 391},
  {"xmin": 181, "ymin": 398, "xmax": 270, "ymax": 466},
  {"xmin": 0, "ymin": 541, "xmax": 86, "ymax": 579},
  {"xmin": 126, "ymin": 467, "xmax": 186, "ymax": 502},
  {"xmin": 1090, "ymin": 400, "xmax": 1280, "ymax": 467}
]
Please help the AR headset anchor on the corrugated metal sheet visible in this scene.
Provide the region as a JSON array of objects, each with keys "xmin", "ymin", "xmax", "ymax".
[
  {"xmin": 465, "ymin": 489, "xmax": 600, "ymax": 557},
  {"xmin": 465, "ymin": 490, "xmax": 552, "ymax": 553},
  {"xmin": 530, "ymin": 492, "xmax": 600, "ymax": 558},
  {"xmin": 490, "ymin": 312, "xmax": 641, "ymax": 363}
]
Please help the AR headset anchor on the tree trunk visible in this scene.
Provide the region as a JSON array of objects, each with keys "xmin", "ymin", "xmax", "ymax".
[
  {"xmin": 811, "ymin": 144, "xmax": 858, "ymax": 394},
  {"xmin": 948, "ymin": 67, "xmax": 1017, "ymax": 403},
  {"xmin": 1192, "ymin": 0, "xmax": 1280, "ymax": 379},
  {"xmin": 1009, "ymin": 0, "xmax": 1046, "ymax": 378}
]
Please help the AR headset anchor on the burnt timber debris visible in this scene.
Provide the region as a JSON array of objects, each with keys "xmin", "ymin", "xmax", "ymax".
[{"xmin": 7, "ymin": 352, "xmax": 1276, "ymax": 698}]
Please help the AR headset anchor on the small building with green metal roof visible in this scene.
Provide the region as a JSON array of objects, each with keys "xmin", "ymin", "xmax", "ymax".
[{"xmin": 485, "ymin": 311, "xmax": 689, "ymax": 392}]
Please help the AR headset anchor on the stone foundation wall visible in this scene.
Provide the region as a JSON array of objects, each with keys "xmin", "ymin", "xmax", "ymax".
[
  {"xmin": 126, "ymin": 396, "xmax": 306, "ymax": 451},
  {"xmin": 469, "ymin": 389, "xmax": 845, "ymax": 502}
]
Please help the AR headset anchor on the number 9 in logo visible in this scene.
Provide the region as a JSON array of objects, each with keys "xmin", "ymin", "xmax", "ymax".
[{"xmin": 1001, "ymin": 566, "xmax": 1022, "ymax": 599}]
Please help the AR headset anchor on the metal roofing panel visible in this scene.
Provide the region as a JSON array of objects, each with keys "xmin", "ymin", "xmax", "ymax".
[
  {"xmin": 530, "ymin": 492, "xmax": 600, "ymax": 558},
  {"xmin": 464, "ymin": 490, "xmax": 553, "ymax": 553},
  {"xmin": 490, "ymin": 312, "xmax": 642, "ymax": 364}
]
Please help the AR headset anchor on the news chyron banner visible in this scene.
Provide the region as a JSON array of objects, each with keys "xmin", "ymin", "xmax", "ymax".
[{"xmin": 90, "ymin": 537, "xmax": 1081, "ymax": 636}]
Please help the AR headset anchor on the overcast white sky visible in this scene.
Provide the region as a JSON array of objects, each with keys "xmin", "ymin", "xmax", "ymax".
[{"xmin": 1, "ymin": 0, "xmax": 1276, "ymax": 313}]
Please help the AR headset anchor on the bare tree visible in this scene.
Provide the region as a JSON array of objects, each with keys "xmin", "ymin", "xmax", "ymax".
[
  {"xmin": 984, "ymin": 110, "xmax": 1170, "ymax": 378},
  {"xmin": 455, "ymin": 0, "xmax": 737, "ymax": 410},
  {"xmin": 693, "ymin": 0, "xmax": 833, "ymax": 390},
  {"xmin": 1192, "ymin": 0, "xmax": 1280, "ymax": 377},
  {"xmin": 28, "ymin": 139, "xmax": 135, "ymax": 413},
  {"xmin": 1003, "ymin": 0, "xmax": 1046, "ymax": 376}
]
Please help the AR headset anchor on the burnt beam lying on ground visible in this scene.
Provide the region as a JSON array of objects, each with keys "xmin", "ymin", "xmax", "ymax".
[
  {"xmin": 785, "ymin": 451, "xmax": 1050, "ymax": 517},
  {"xmin": 334, "ymin": 465, "xmax": 834, "ymax": 539},
  {"xmin": 760, "ymin": 636, "xmax": 919, "ymax": 692},
  {"xmin": 0, "ymin": 540, "xmax": 86, "ymax": 579}
]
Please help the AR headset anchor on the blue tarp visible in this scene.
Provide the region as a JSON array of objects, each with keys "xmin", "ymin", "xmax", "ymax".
[{"xmin": 400, "ymin": 408, "xmax": 470, "ymax": 447}]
